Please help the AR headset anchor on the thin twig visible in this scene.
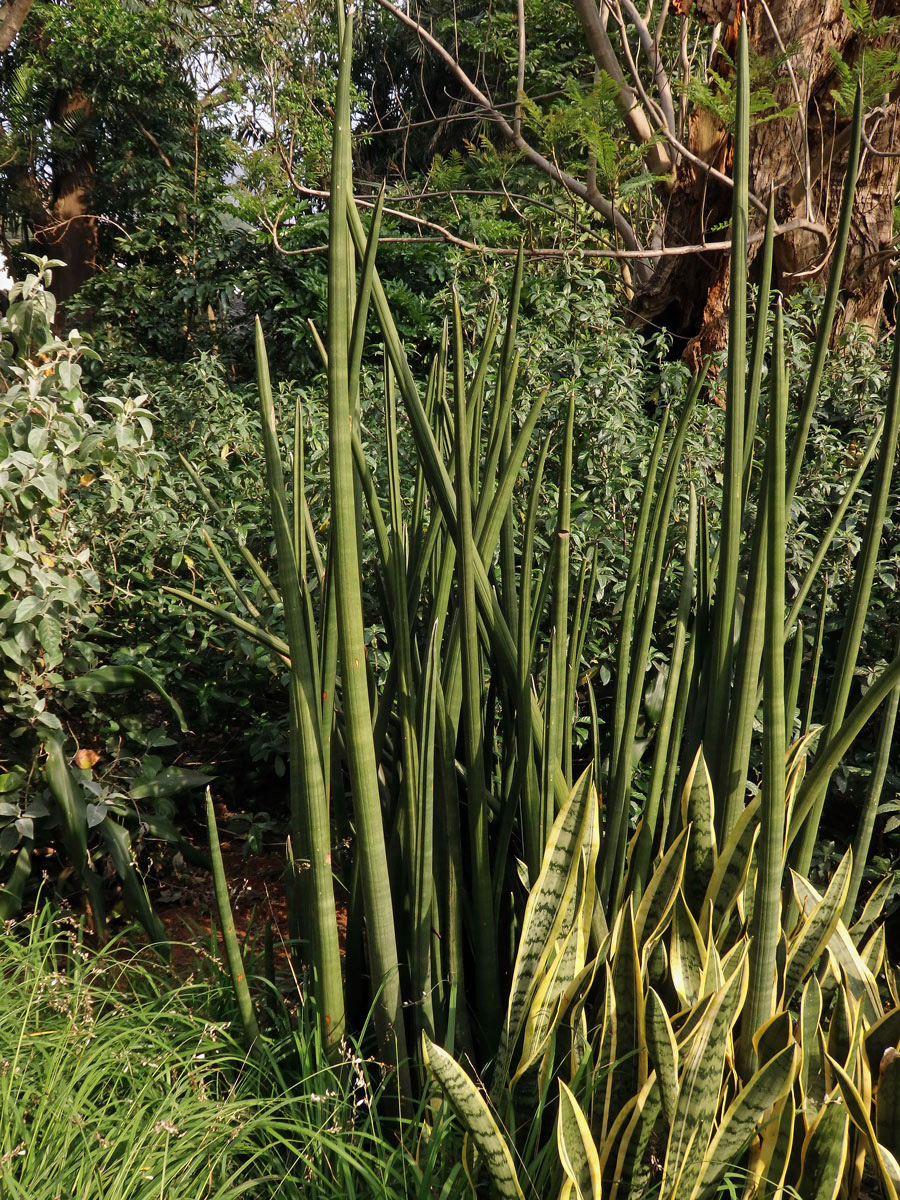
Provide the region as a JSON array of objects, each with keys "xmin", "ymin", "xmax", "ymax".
[
  {"xmin": 366, "ymin": 0, "xmax": 648, "ymax": 268},
  {"xmin": 863, "ymin": 112, "xmax": 900, "ymax": 158},
  {"xmin": 33, "ymin": 213, "xmax": 133, "ymax": 240},
  {"xmin": 573, "ymin": 0, "xmax": 674, "ymax": 176},
  {"xmin": 758, "ymin": 0, "xmax": 811, "ymax": 220},
  {"xmin": 263, "ymin": 216, "xmax": 829, "ymax": 260}
]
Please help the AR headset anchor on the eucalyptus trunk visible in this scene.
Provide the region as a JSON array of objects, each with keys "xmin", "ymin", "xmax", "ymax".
[{"xmin": 633, "ymin": 2, "xmax": 900, "ymax": 360}]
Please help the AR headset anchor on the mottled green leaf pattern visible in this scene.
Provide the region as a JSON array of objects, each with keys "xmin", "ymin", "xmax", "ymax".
[
  {"xmin": 646, "ymin": 987, "xmax": 678, "ymax": 1126},
  {"xmin": 497, "ymin": 767, "xmax": 598, "ymax": 1086},
  {"xmin": 669, "ymin": 891, "xmax": 704, "ymax": 1008},
  {"xmin": 424, "ymin": 1035, "xmax": 525, "ymax": 1200},
  {"xmin": 699, "ymin": 1044, "xmax": 797, "ymax": 1193},
  {"xmin": 664, "ymin": 956, "xmax": 747, "ymax": 1197},
  {"xmin": 876, "ymin": 1050, "xmax": 900, "ymax": 1164},
  {"xmin": 634, "ymin": 827, "xmax": 688, "ymax": 952},
  {"xmin": 702, "ymin": 794, "xmax": 759, "ymax": 936},
  {"xmin": 608, "ymin": 1074, "xmax": 661, "ymax": 1200},
  {"xmin": 828, "ymin": 1054, "xmax": 900, "ymax": 1200},
  {"xmin": 792, "ymin": 873, "xmax": 882, "ymax": 1020},
  {"xmin": 557, "ymin": 1080, "xmax": 601, "ymax": 1200},
  {"xmin": 797, "ymin": 1100, "xmax": 849, "ymax": 1200},
  {"xmin": 680, "ymin": 747, "xmax": 717, "ymax": 911},
  {"xmin": 784, "ymin": 853, "xmax": 852, "ymax": 1005}
]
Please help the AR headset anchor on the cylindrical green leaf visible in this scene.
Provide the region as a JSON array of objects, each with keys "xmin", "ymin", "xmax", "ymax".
[
  {"xmin": 741, "ymin": 299, "xmax": 787, "ymax": 1077},
  {"xmin": 205, "ymin": 789, "xmax": 260, "ymax": 1047},
  {"xmin": 327, "ymin": 11, "xmax": 406, "ymax": 1073}
]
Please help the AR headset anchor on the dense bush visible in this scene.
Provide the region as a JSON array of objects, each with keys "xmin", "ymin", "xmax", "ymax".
[
  {"xmin": 0, "ymin": 257, "xmax": 160, "ymax": 733},
  {"xmin": 0, "ymin": 259, "xmax": 209, "ymax": 920}
]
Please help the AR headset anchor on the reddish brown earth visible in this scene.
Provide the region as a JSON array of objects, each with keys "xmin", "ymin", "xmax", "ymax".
[
  {"xmin": 146, "ymin": 803, "xmax": 347, "ymax": 985},
  {"xmin": 156, "ymin": 842, "xmax": 293, "ymax": 975}
]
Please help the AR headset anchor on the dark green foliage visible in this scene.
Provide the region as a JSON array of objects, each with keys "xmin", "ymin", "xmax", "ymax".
[{"xmin": 0, "ymin": 261, "xmax": 208, "ymax": 921}]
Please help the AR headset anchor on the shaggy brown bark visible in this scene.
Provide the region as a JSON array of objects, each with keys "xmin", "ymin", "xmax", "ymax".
[
  {"xmin": 636, "ymin": 1, "xmax": 900, "ymax": 363},
  {"xmin": 32, "ymin": 89, "xmax": 97, "ymax": 324}
]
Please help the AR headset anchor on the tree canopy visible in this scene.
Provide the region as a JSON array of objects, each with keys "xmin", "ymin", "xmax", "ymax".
[{"xmin": 1, "ymin": 0, "xmax": 897, "ymax": 359}]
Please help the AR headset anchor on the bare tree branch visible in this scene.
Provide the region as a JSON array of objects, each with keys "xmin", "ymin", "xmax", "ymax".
[
  {"xmin": 757, "ymin": 0, "xmax": 811, "ymax": 218},
  {"xmin": 614, "ymin": 0, "xmax": 676, "ymax": 135},
  {"xmin": 136, "ymin": 121, "xmax": 174, "ymax": 170},
  {"xmin": 371, "ymin": 0, "xmax": 650, "ymax": 279},
  {"xmin": 862, "ymin": 112, "xmax": 900, "ymax": 159},
  {"xmin": 790, "ymin": 83, "xmax": 900, "ymax": 205},
  {"xmin": 572, "ymin": 0, "xmax": 674, "ymax": 177},
  {"xmin": 33, "ymin": 212, "xmax": 132, "ymax": 241},
  {"xmin": 393, "ymin": 186, "xmax": 600, "ymax": 233},
  {"xmin": 264, "ymin": 160, "xmax": 497, "ymax": 253},
  {"xmin": 514, "ymin": 0, "xmax": 526, "ymax": 138},
  {"xmin": 262, "ymin": 213, "xmax": 830, "ymax": 260},
  {"xmin": 605, "ymin": 0, "xmax": 671, "ymax": 137}
]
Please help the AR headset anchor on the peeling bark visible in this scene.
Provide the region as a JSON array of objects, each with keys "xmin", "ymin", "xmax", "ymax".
[{"xmin": 635, "ymin": 0, "xmax": 900, "ymax": 357}]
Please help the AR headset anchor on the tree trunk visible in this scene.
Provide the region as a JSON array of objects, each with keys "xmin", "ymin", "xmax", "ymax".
[
  {"xmin": 33, "ymin": 89, "xmax": 97, "ymax": 326},
  {"xmin": 635, "ymin": 1, "xmax": 900, "ymax": 361},
  {"xmin": 0, "ymin": 0, "xmax": 33, "ymax": 53}
]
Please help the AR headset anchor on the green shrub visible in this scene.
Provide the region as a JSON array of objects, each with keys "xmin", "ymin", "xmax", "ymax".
[
  {"xmin": 0, "ymin": 256, "xmax": 161, "ymax": 734},
  {"xmin": 0, "ymin": 258, "xmax": 206, "ymax": 924}
]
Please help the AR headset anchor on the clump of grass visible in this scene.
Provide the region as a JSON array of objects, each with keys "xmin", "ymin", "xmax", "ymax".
[{"xmin": 0, "ymin": 907, "xmax": 433, "ymax": 1199}]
